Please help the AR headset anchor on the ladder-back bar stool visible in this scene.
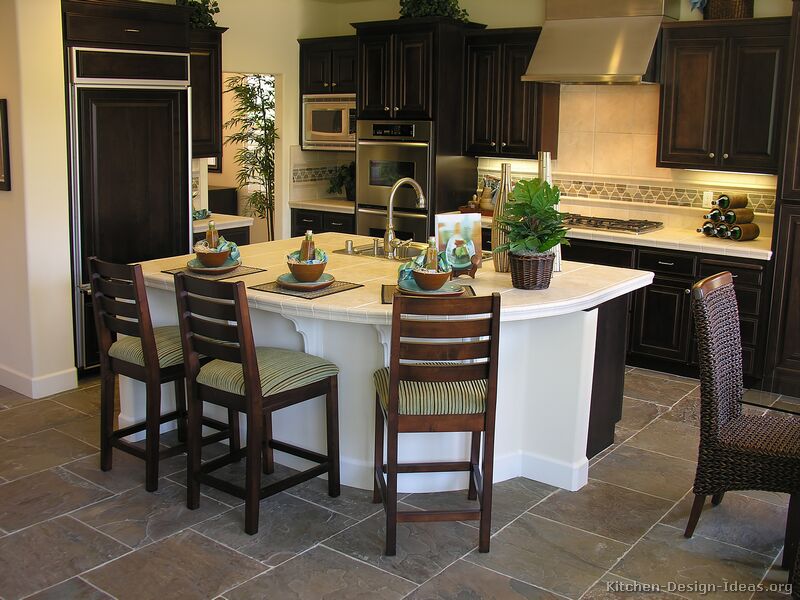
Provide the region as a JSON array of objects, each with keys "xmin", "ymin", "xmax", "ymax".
[
  {"xmin": 88, "ymin": 257, "xmax": 236, "ymax": 492},
  {"xmin": 174, "ymin": 273, "xmax": 341, "ymax": 534},
  {"xmin": 373, "ymin": 292, "xmax": 501, "ymax": 555}
]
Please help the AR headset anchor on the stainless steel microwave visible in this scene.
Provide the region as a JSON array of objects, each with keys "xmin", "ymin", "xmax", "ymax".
[{"xmin": 302, "ymin": 94, "xmax": 356, "ymax": 151}]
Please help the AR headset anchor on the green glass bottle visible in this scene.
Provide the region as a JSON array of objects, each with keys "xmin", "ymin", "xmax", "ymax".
[
  {"xmin": 722, "ymin": 208, "xmax": 755, "ymax": 224},
  {"xmin": 703, "ymin": 209, "xmax": 724, "ymax": 222}
]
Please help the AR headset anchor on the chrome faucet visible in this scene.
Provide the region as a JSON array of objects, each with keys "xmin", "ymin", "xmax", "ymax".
[{"xmin": 385, "ymin": 177, "xmax": 426, "ymax": 260}]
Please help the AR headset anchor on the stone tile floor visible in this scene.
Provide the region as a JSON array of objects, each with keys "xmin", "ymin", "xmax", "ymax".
[{"xmin": 0, "ymin": 369, "xmax": 797, "ymax": 599}]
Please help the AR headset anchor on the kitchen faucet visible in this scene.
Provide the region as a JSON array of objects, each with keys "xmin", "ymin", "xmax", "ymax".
[{"xmin": 385, "ymin": 177, "xmax": 426, "ymax": 260}]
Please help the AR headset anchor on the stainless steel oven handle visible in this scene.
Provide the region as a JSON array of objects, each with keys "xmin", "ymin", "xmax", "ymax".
[
  {"xmin": 357, "ymin": 141, "xmax": 429, "ymax": 148},
  {"xmin": 357, "ymin": 208, "xmax": 428, "ymax": 219}
]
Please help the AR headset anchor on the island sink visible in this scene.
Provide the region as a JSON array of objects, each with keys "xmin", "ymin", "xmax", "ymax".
[{"xmin": 333, "ymin": 239, "xmax": 426, "ymax": 261}]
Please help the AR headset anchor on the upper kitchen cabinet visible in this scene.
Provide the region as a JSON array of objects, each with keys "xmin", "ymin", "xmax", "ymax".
[
  {"xmin": 190, "ymin": 27, "xmax": 226, "ymax": 160},
  {"xmin": 464, "ymin": 28, "xmax": 559, "ymax": 159},
  {"xmin": 299, "ymin": 37, "xmax": 357, "ymax": 95},
  {"xmin": 354, "ymin": 18, "xmax": 484, "ymax": 121},
  {"xmin": 658, "ymin": 18, "xmax": 790, "ymax": 174}
]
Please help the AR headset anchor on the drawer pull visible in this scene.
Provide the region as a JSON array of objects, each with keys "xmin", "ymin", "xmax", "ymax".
[
  {"xmin": 685, "ymin": 289, "xmax": 691, "ymax": 295},
  {"xmin": 301, "ymin": 219, "xmax": 314, "ymax": 223},
  {"xmin": 330, "ymin": 221, "xmax": 343, "ymax": 226},
  {"xmin": 657, "ymin": 261, "xmax": 675, "ymax": 267},
  {"xmin": 124, "ymin": 28, "xmax": 141, "ymax": 33}
]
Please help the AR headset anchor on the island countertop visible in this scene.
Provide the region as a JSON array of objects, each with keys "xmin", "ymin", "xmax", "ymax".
[{"xmin": 141, "ymin": 233, "xmax": 654, "ymax": 324}]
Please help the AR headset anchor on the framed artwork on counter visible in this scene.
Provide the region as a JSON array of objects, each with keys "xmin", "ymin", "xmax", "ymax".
[{"xmin": 0, "ymin": 100, "xmax": 9, "ymax": 191}]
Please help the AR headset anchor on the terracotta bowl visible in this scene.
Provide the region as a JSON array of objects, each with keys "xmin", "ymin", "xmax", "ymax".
[
  {"xmin": 412, "ymin": 269, "xmax": 451, "ymax": 291},
  {"xmin": 196, "ymin": 248, "xmax": 231, "ymax": 267},
  {"xmin": 288, "ymin": 261, "xmax": 326, "ymax": 282}
]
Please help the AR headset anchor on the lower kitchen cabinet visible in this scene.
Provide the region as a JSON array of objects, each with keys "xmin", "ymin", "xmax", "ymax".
[
  {"xmin": 193, "ymin": 226, "xmax": 249, "ymax": 247},
  {"xmin": 562, "ymin": 240, "xmax": 770, "ymax": 385},
  {"xmin": 291, "ymin": 208, "xmax": 355, "ymax": 237}
]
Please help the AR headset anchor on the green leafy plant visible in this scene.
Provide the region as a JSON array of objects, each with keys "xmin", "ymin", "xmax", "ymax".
[
  {"xmin": 224, "ymin": 74, "xmax": 279, "ymax": 241},
  {"xmin": 399, "ymin": 0, "xmax": 469, "ymax": 22},
  {"xmin": 177, "ymin": 0, "xmax": 220, "ymax": 29},
  {"xmin": 494, "ymin": 178, "xmax": 569, "ymax": 255},
  {"xmin": 327, "ymin": 161, "xmax": 356, "ymax": 201}
]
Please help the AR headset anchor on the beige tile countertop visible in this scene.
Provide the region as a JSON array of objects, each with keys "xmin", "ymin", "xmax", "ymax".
[
  {"xmin": 140, "ymin": 233, "xmax": 653, "ymax": 325},
  {"xmin": 288, "ymin": 198, "xmax": 355, "ymax": 214},
  {"xmin": 192, "ymin": 213, "xmax": 254, "ymax": 233},
  {"xmin": 476, "ymin": 197, "xmax": 774, "ymax": 261}
]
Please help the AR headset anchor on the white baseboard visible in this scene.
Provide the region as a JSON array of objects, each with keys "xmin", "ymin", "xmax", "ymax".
[{"xmin": 0, "ymin": 363, "xmax": 77, "ymax": 400}]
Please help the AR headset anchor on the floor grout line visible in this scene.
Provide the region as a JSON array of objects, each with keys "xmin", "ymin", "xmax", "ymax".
[
  {"xmin": 585, "ymin": 475, "xmax": 688, "ymax": 503},
  {"xmin": 78, "ymin": 574, "xmax": 120, "ymax": 599},
  {"xmin": 657, "ymin": 521, "xmax": 780, "ymax": 559},
  {"xmin": 321, "ymin": 542, "xmax": 422, "ymax": 588}
]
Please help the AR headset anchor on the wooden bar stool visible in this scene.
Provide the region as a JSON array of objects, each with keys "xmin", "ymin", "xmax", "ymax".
[
  {"xmin": 373, "ymin": 293, "xmax": 501, "ymax": 555},
  {"xmin": 685, "ymin": 271, "xmax": 800, "ymax": 572},
  {"xmin": 174, "ymin": 273, "xmax": 341, "ymax": 534},
  {"xmin": 88, "ymin": 257, "xmax": 235, "ymax": 492}
]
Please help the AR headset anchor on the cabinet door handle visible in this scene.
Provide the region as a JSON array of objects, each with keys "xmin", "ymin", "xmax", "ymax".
[
  {"xmin": 330, "ymin": 221, "xmax": 343, "ymax": 226},
  {"xmin": 657, "ymin": 261, "xmax": 675, "ymax": 266},
  {"xmin": 331, "ymin": 82, "xmax": 337, "ymax": 87},
  {"xmin": 723, "ymin": 153, "xmax": 729, "ymax": 159},
  {"xmin": 384, "ymin": 106, "xmax": 390, "ymax": 111},
  {"xmin": 323, "ymin": 82, "xmax": 329, "ymax": 87},
  {"xmin": 709, "ymin": 152, "xmax": 715, "ymax": 158},
  {"xmin": 684, "ymin": 288, "xmax": 691, "ymax": 295},
  {"xmin": 301, "ymin": 218, "xmax": 314, "ymax": 223},
  {"xmin": 490, "ymin": 141, "xmax": 496, "ymax": 147},
  {"xmin": 501, "ymin": 142, "xmax": 507, "ymax": 147},
  {"xmin": 124, "ymin": 28, "xmax": 141, "ymax": 33},
  {"xmin": 394, "ymin": 106, "xmax": 399, "ymax": 111}
]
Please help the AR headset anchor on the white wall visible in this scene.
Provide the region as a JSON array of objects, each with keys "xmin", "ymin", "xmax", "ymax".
[{"xmin": 0, "ymin": 0, "xmax": 76, "ymax": 398}]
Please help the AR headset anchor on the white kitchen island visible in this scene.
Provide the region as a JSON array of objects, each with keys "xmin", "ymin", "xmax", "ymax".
[{"xmin": 122, "ymin": 233, "xmax": 653, "ymax": 493}]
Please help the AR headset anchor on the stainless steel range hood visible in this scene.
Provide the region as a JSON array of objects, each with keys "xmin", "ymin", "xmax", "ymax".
[{"xmin": 523, "ymin": 0, "xmax": 680, "ymax": 84}]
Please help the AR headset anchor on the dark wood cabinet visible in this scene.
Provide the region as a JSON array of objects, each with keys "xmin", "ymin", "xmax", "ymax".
[
  {"xmin": 464, "ymin": 29, "xmax": 559, "ymax": 159},
  {"xmin": 193, "ymin": 226, "xmax": 249, "ymax": 247},
  {"xmin": 779, "ymin": 2, "xmax": 800, "ymax": 201},
  {"xmin": 658, "ymin": 18, "xmax": 790, "ymax": 174},
  {"xmin": 208, "ymin": 186, "xmax": 238, "ymax": 215},
  {"xmin": 355, "ymin": 18, "xmax": 482, "ymax": 121},
  {"xmin": 631, "ymin": 277, "xmax": 694, "ymax": 362},
  {"xmin": 291, "ymin": 209, "xmax": 355, "ymax": 238},
  {"xmin": 190, "ymin": 27, "xmax": 225, "ymax": 160},
  {"xmin": 299, "ymin": 37, "xmax": 357, "ymax": 95}
]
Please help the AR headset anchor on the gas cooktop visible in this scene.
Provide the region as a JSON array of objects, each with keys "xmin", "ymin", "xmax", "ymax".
[{"xmin": 562, "ymin": 213, "xmax": 664, "ymax": 235}]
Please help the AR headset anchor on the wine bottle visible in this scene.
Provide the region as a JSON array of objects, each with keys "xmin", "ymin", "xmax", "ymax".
[
  {"xmin": 725, "ymin": 223, "xmax": 760, "ymax": 241},
  {"xmin": 714, "ymin": 223, "xmax": 730, "ymax": 238},
  {"xmin": 712, "ymin": 193, "xmax": 749, "ymax": 210},
  {"xmin": 424, "ymin": 236, "xmax": 438, "ymax": 271},
  {"xmin": 722, "ymin": 208, "xmax": 755, "ymax": 224},
  {"xmin": 206, "ymin": 220, "xmax": 219, "ymax": 248},
  {"xmin": 697, "ymin": 221, "xmax": 716, "ymax": 237},
  {"xmin": 703, "ymin": 209, "xmax": 724, "ymax": 222},
  {"xmin": 299, "ymin": 230, "xmax": 315, "ymax": 261}
]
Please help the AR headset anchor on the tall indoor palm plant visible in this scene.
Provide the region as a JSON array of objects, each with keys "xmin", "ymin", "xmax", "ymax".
[{"xmin": 224, "ymin": 74, "xmax": 279, "ymax": 241}]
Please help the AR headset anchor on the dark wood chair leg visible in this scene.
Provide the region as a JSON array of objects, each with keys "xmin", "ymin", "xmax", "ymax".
[
  {"xmin": 385, "ymin": 421, "xmax": 399, "ymax": 556},
  {"xmin": 711, "ymin": 492, "xmax": 725, "ymax": 506},
  {"xmin": 144, "ymin": 380, "xmax": 162, "ymax": 492},
  {"xmin": 99, "ymin": 370, "xmax": 115, "ymax": 472},
  {"xmin": 468, "ymin": 431, "xmax": 481, "ymax": 501},
  {"xmin": 174, "ymin": 378, "xmax": 187, "ymax": 444},
  {"xmin": 478, "ymin": 426, "xmax": 495, "ymax": 553},
  {"xmin": 326, "ymin": 376, "xmax": 341, "ymax": 498},
  {"xmin": 684, "ymin": 494, "xmax": 706, "ymax": 538},
  {"xmin": 262, "ymin": 412, "xmax": 274, "ymax": 475},
  {"xmin": 244, "ymin": 409, "xmax": 263, "ymax": 535},
  {"xmin": 373, "ymin": 395, "xmax": 384, "ymax": 504},
  {"xmin": 783, "ymin": 493, "xmax": 800, "ymax": 570},
  {"xmin": 186, "ymin": 384, "xmax": 202, "ymax": 510},
  {"xmin": 228, "ymin": 409, "xmax": 241, "ymax": 461}
]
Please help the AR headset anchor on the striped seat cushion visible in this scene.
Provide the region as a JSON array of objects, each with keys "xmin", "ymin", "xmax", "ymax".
[
  {"xmin": 197, "ymin": 347, "xmax": 338, "ymax": 397},
  {"xmin": 108, "ymin": 326, "xmax": 184, "ymax": 368},
  {"xmin": 373, "ymin": 367, "xmax": 487, "ymax": 415}
]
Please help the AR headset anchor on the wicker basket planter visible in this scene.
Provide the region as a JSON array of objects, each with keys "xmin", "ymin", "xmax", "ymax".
[
  {"xmin": 703, "ymin": 0, "xmax": 753, "ymax": 20},
  {"xmin": 509, "ymin": 252, "xmax": 555, "ymax": 290}
]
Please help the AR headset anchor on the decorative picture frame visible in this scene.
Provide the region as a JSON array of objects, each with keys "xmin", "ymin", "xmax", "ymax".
[
  {"xmin": 435, "ymin": 212, "xmax": 483, "ymax": 278},
  {"xmin": 0, "ymin": 100, "xmax": 9, "ymax": 191}
]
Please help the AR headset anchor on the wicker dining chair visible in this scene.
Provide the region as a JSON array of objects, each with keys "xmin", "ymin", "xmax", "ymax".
[
  {"xmin": 373, "ymin": 293, "xmax": 501, "ymax": 555},
  {"xmin": 685, "ymin": 271, "xmax": 800, "ymax": 571}
]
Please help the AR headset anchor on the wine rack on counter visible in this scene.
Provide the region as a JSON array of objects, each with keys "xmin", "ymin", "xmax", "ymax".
[{"xmin": 697, "ymin": 193, "xmax": 761, "ymax": 241}]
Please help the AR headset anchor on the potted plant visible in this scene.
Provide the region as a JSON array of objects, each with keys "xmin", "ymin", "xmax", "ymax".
[
  {"xmin": 399, "ymin": 0, "xmax": 469, "ymax": 21},
  {"xmin": 224, "ymin": 74, "xmax": 279, "ymax": 241},
  {"xmin": 327, "ymin": 161, "xmax": 356, "ymax": 201},
  {"xmin": 176, "ymin": 0, "xmax": 221, "ymax": 28},
  {"xmin": 493, "ymin": 178, "xmax": 569, "ymax": 290}
]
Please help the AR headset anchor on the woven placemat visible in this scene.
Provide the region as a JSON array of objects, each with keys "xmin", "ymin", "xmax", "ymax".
[
  {"xmin": 250, "ymin": 280, "xmax": 363, "ymax": 300},
  {"xmin": 381, "ymin": 284, "xmax": 476, "ymax": 304},
  {"xmin": 162, "ymin": 265, "xmax": 266, "ymax": 281}
]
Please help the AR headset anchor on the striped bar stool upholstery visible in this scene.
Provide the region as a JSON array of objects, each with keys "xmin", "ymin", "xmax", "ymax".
[
  {"xmin": 373, "ymin": 293, "xmax": 501, "ymax": 555},
  {"xmin": 174, "ymin": 273, "xmax": 341, "ymax": 534},
  {"xmin": 88, "ymin": 257, "xmax": 236, "ymax": 492}
]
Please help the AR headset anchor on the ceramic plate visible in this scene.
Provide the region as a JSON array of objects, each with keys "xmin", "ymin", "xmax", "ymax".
[
  {"xmin": 187, "ymin": 257, "xmax": 241, "ymax": 274},
  {"xmin": 397, "ymin": 279, "xmax": 465, "ymax": 297},
  {"xmin": 276, "ymin": 272, "xmax": 335, "ymax": 292}
]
